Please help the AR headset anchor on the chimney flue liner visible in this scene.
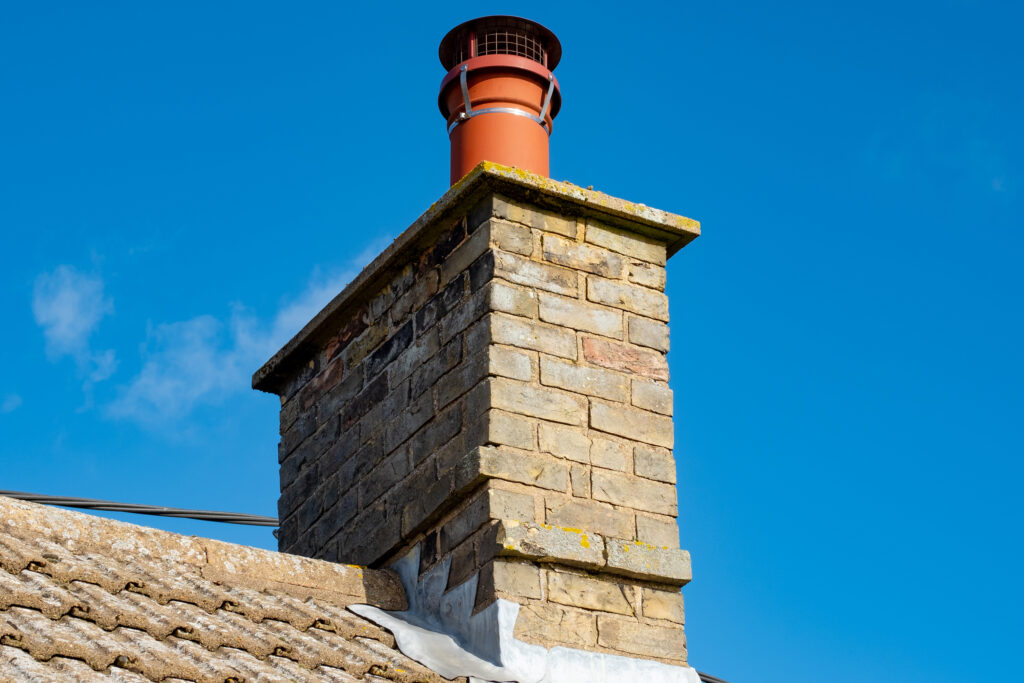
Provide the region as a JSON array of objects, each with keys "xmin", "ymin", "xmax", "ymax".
[{"xmin": 438, "ymin": 16, "xmax": 562, "ymax": 184}]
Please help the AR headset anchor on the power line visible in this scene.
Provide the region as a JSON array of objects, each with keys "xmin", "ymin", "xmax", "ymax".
[{"xmin": 0, "ymin": 490, "xmax": 278, "ymax": 527}]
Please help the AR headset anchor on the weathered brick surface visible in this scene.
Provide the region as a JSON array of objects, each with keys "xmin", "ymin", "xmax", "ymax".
[
  {"xmin": 265, "ymin": 186, "xmax": 694, "ymax": 664},
  {"xmin": 585, "ymin": 222, "xmax": 667, "ymax": 265},
  {"xmin": 637, "ymin": 514, "xmax": 680, "ymax": 547},
  {"xmin": 587, "ymin": 277, "xmax": 669, "ymax": 321},
  {"xmin": 631, "ymin": 380, "xmax": 673, "ymax": 416},
  {"xmin": 597, "ymin": 615, "xmax": 686, "ymax": 663},
  {"xmin": 540, "ymin": 356, "xmax": 628, "ymax": 402},
  {"xmin": 538, "ymin": 422, "xmax": 590, "ymax": 463},
  {"xmin": 582, "ymin": 337, "xmax": 669, "ymax": 381},
  {"xmin": 593, "ymin": 470, "xmax": 678, "ymax": 515},
  {"xmin": 591, "ymin": 401, "xmax": 674, "ymax": 449},
  {"xmin": 627, "ymin": 315, "xmax": 670, "ymax": 352},
  {"xmin": 643, "ymin": 588, "xmax": 685, "ymax": 624},
  {"xmin": 546, "ymin": 569, "xmax": 634, "ymax": 616},
  {"xmin": 538, "ymin": 292, "xmax": 622, "ymax": 338},
  {"xmin": 545, "ymin": 498, "xmax": 634, "ymax": 539},
  {"xmin": 634, "ymin": 446, "xmax": 677, "ymax": 484}
]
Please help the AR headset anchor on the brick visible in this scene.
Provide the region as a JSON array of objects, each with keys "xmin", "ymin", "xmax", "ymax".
[
  {"xmin": 488, "ymin": 346, "xmax": 533, "ymax": 382},
  {"xmin": 587, "ymin": 277, "xmax": 669, "ymax": 321},
  {"xmin": 539, "ymin": 356, "xmax": 628, "ymax": 402},
  {"xmin": 420, "ymin": 218, "xmax": 467, "ymax": 272},
  {"xmin": 537, "ymin": 292, "xmax": 622, "ymax": 338},
  {"xmin": 410, "ymin": 337, "xmax": 461, "ymax": 398},
  {"xmin": 605, "ymin": 540, "xmax": 691, "ymax": 584},
  {"xmin": 415, "ymin": 272, "xmax": 465, "ymax": 334},
  {"xmin": 489, "ymin": 219, "xmax": 534, "ymax": 255},
  {"xmin": 446, "ymin": 537, "xmax": 476, "ymax": 590},
  {"xmin": 391, "ymin": 268, "xmax": 439, "ymax": 321},
  {"xmin": 582, "ymin": 337, "xmax": 668, "ymax": 381},
  {"xmin": 489, "ymin": 280, "xmax": 537, "ymax": 319},
  {"xmin": 633, "ymin": 446, "xmax": 676, "ymax": 484},
  {"xmin": 631, "ymin": 380, "xmax": 673, "ymax": 416},
  {"xmin": 493, "ymin": 195, "xmax": 575, "ymax": 237},
  {"xmin": 314, "ymin": 366, "xmax": 363, "ymax": 427},
  {"xmin": 471, "ymin": 445, "xmax": 569, "ymax": 492},
  {"xmin": 590, "ymin": 400, "xmax": 673, "ymax": 448},
  {"xmin": 627, "ymin": 261, "xmax": 666, "ymax": 289},
  {"xmin": 494, "ymin": 250, "xmax": 577, "ymax": 296},
  {"xmin": 438, "ymin": 353, "xmax": 490, "ymax": 409},
  {"xmin": 299, "ymin": 356, "xmax": 345, "ymax": 411},
  {"xmin": 590, "ymin": 438, "xmax": 629, "ymax": 472},
  {"xmin": 592, "ymin": 470, "xmax": 678, "ymax": 515},
  {"xmin": 490, "ymin": 313, "xmax": 577, "ymax": 360},
  {"xmin": 487, "ymin": 487, "xmax": 537, "ymax": 522},
  {"xmin": 440, "ymin": 222, "xmax": 491, "ymax": 284},
  {"xmin": 342, "ymin": 322, "xmax": 388, "ymax": 369},
  {"xmin": 636, "ymin": 515, "xmax": 680, "ymax": 548},
  {"xmin": 407, "ymin": 403, "xmax": 463, "ymax": 466},
  {"xmin": 389, "ymin": 327, "xmax": 439, "ymax": 387},
  {"xmin": 279, "ymin": 395, "xmax": 300, "ymax": 434},
  {"xmin": 494, "ymin": 520, "xmax": 604, "ymax": 566},
  {"xmin": 484, "ymin": 559, "xmax": 542, "ymax": 600},
  {"xmin": 490, "ymin": 377, "xmax": 587, "ymax": 426},
  {"xmin": 440, "ymin": 491, "xmax": 489, "ymax": 553},
  {"xmin": 401, "ymin": 467, "xmax": 456, "ymax": 536},
  {"xmin": 597, "ymin": 615, "xmax": 685, "ymax": 661},
  {"xmin": 364, "ymin": 320, "xmax": 413, "ymax": 379},
  {"xmin": 569, "ymin": 465, "xmax": 590, "ymax": 498},
  {"xmin": 547, "ymin": 570, "xmax": 634, "ymax": 616},
  {"xmin": 545, "ymin": 498, "xmax": 634, "ymax": 539},
  {"xmin": 627, "ymin": 316, "xmax": 670, "ymax": 352},
  {"xmin": 474, "ymin": 409, "xmax": 535, "ymax": 451},
  {"xmin": 541, "ymin": 234, "xmax": 625, "ymax": 278},
  {"xmin": 439, "ymin": 285, "xmax": 490, "ymax": 344},
  {"xmin": 341, "ymin": 372, "xmax": 388, "ymax": 430},
  {"xmin": 585, "ymin": 222, "xmax": 666, "ymax": 265},
  {"xmin": 514, "ymin": 603, "xmax": 597, "ymax": 648},
  {"xmin": 358, "ymin": 448, "xmax": 410, "ymax": 506},
  {"xmin": 311, "ymin": 490, "xmax": 358, "ymax": 549},
  {"xmin": 383, "ymin": 389, "xmax": 434, "ymax": 453},
  {"xmin": 643, "ymin": 588, "xmax": 685, "ymax": 624},
  {"xmin": 538, "ymin": 423, "xmax": 590, "ymax": 463}
]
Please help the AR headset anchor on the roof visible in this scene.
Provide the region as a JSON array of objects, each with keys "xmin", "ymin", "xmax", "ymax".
[
  {"xmin": 0, "ymin": 495, "xmax": 463, "ymax": 682},
  {"xmin": 251, "ymin": 161, "xmax": 700, "ymax": 394}
]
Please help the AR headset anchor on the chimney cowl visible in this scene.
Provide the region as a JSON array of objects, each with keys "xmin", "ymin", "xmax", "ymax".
[{"xmin": 438, "ymin": 16, "xmax": 562, "ymax": 185}]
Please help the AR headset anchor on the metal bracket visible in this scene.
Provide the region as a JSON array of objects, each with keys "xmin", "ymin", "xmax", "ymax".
[{"xmin": 449, "ymin": 66, "xmax": 555, "ymax": 136}]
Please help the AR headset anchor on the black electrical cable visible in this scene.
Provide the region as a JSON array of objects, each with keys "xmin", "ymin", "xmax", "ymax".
[
  {"xmin": 697, "ymin": 672, "xmax": 730, "ymax": 683},
  {"xmin": 0, "ymin": 490, "xmax": 278, "ymax": 527}
]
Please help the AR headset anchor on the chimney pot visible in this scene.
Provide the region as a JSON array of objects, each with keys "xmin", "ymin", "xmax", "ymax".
[{"xmin": 438, "ymin": 16, "xmax": 562, "ymax": 184}]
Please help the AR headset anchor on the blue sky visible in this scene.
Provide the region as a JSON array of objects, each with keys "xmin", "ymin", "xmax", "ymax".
[{"xmin": 2, "ymin": 2, "xmax": 1021, "ymax": 681}]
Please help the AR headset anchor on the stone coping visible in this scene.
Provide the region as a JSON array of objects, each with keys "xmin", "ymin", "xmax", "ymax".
[{"xmin": 252, "ymin": 162, "xmax": 700, "ymax": 394}]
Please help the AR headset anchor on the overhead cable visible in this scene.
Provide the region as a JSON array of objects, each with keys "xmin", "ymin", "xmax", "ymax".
[{"xmin": 0, "ymin": 490, "xmax": 279, "ymax": 527}]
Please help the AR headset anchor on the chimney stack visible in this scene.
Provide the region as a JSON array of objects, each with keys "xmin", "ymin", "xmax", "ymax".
[
  {"xmin": 256, "ymin": 17, "xmax": 704, "ymax": 680},
  {"xmin": 439, "ymin": 16, "xmax": 562, "ymax": 184}
]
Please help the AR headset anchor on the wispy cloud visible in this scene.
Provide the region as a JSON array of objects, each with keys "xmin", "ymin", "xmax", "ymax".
[
  {"xmin": 107, "ymin": 242, "xmax": 387, "ymax": 426},
  {"xmin": 1, "ymin": 394, "xmax": 22, "ymax": 414},
  {"xmin": 32, "ymin": 266, "xmax": 117, "ymax": 384}
]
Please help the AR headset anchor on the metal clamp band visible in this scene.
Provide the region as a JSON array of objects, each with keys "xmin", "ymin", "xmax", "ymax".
[{"xmin": 449, "ymin": 65, "xmax": 555, "ymax": 137}]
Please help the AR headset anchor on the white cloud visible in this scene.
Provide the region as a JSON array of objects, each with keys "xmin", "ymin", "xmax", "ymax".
[
  {"xmin": 107, "ymin": 242, "xmax": 387, "ymax": 426},
  {"xmin": 32, "ymin": 265, "xmax": 117, "ymax": 383},
  {"xmin": 1, "ymin": 394, "xmax": 22, "ymax": 414}
]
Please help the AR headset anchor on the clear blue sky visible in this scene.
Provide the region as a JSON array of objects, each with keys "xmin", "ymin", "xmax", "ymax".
[{"xmin": 2, "ymin": 2, "xmax": 1020, "ymax": 681}]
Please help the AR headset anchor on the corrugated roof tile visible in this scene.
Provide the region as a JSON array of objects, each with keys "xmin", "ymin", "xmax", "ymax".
[{"xmin": 0, "ymin": 495, "xmax": 454, "ymax": 682}]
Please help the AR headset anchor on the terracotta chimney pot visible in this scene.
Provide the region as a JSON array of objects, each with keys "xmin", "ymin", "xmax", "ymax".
[{"xmin": 438, "ymin": 16, "xmax": 562, "ymax": 184}]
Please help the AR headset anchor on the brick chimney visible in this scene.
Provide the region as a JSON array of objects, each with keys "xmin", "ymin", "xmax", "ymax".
[{"xmin": 253, "ymin": 17, "xmax": 701, "ymax": 673}]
